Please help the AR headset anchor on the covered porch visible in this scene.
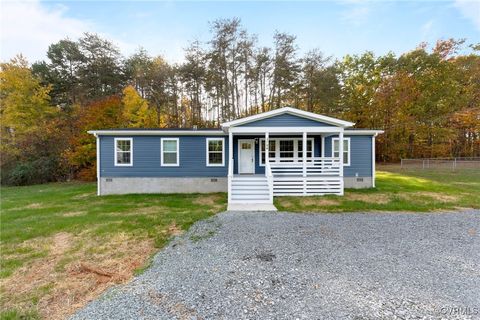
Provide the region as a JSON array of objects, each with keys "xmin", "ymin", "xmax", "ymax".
[{"xmin": 227, "ymin": 126, "xmax": 345, "ymax": 204}]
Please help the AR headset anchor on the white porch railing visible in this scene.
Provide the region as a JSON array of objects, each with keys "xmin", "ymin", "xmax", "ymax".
[{"xmin": 268, "ymin": 157, "xmax": 343, "ymax": 196}]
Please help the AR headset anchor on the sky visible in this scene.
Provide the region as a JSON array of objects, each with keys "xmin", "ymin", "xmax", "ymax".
[{"xmin": 1, "ymin": 0, "xmax": 479, "ymax": 64}]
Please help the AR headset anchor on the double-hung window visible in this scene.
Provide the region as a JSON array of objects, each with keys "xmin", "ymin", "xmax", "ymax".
[
  {"xmin": 332, "ymin": 137, "xmax": 350, "ymax": 166},
  {"xmin": 260, "ymin": 140, "xmax": 276, "ymax": 165},
  {"xmin": 206, "ymin": 138, "xmax": 225, "ymax": 166},
  {"xmin": 279, "ymin": 140, "xmax": 295, "ymax": 162},
  {"xmin": 161, "ymin": 138, "xmax": 179, "ymax": 166},
  {"xmin": 297, "ymin": 140, "xmax": 313, "ymax": 161},
  {"xmin": 114, "ymin": 138, "xmax": 133, "ymax": 166}
]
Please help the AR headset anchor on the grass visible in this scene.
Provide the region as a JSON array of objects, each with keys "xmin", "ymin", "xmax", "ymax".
[
  {"xmin": 2, "ymin": 168, "xmax": 479, "ymax": 319},
  {"xmin": 275, "ymin": 166, "xmax": 480, "ymax": 212},
  {"xmin": 0, "ymin": 182, "xmax": 226, "ymax": 320}
]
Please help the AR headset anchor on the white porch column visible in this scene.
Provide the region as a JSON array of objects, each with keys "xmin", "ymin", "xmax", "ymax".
[
  {"xmin": 265, "ymin": 131, "xmax": 269, "ymax": 166},
  {"xmin": 339, "ymin": 130, "xmax": 344, "ymax": 195},
  {"xmin": 229, "ymin": 132, "xmax": 233, "ymax": 162},
  {"xmin": 321, "ymin": 136, "xmax": 325, "ymax": 157},
  {"xmin": 303, "ymin": 131, "xmax": 307, "ymax": 195},
  {"xmin": 228, "ymin": 131, "xmax": 233, "ymax": 170},
  {"xmin": 228, "ymin": 131, "xmax": 233, "ymax": 203},
  {"xmin": 302, "ymin": 131, "xmax": 307, "ymax": 175}
]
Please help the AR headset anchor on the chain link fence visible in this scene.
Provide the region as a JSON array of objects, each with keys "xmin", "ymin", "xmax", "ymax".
[{"xmin": 400, "ymin": 157, "xmax": 480, "ymax": 170}]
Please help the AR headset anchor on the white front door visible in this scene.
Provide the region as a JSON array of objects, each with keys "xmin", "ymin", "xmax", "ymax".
[{"xmin": 238, "ymin": 139, "xmax": 255, "ymax": 174}]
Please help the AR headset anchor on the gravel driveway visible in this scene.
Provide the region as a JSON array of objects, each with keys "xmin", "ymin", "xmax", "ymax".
[{"xmin": 72, "ymin": 210, "xmax": 480, "ymax": 320}]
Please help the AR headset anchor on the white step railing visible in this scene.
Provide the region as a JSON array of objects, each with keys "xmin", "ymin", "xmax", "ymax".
[
  {"xmin": 228, "ymin": 157, "xmax": 233, "ymax": 203},
  {"xmin": 268, "ymin": 157, "xmax": 343, "ymax": 196},
  {"xmin": 265, "ymin": 161, "xmax": 274, "ymax": 203}
]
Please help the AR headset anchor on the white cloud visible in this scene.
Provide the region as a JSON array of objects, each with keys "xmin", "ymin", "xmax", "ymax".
[
  {"xmin": 0, "ymin": 0, "xmax": 92, "ymax": 62},
  {"xmin": 454, "ymin": 0, "xmax": 480, "ymax": 31}
]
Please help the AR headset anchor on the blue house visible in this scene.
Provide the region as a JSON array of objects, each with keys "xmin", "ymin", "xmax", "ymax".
[{"xmin": 89, "ymin": 107, "xmax": 383, "ymax": 207}]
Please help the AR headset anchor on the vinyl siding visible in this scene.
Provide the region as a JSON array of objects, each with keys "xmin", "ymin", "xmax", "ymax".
[
  {"xmin": 100, "ymin": 135, "xmax": 229, "ymax": 177},
  {"xmin": 324, "ymin": 135, "xmax": 373, "ymax": 177},
  {"xmin": 239, "ymin": 113, "xmax": 335, "ymax": 127},
  {"xmin": 99, "ymin": 134, "xmax": 371, "ymax": 178}
]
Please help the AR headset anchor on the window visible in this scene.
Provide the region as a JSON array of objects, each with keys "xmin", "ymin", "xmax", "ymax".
[
  {"xmin": 260, "ymin": 138, "xmax": 314, "ymax": 165},
  {"xmin": 279, "ymin": 140, "xmax": 295, "ymax": 162},
  {"xmin": 206, "ymin": 138, "xmax": 224, "ymax": 166},
  {"xmin": 297, "ymin": 140, "xmax": 313, "ymax": 161},
  {"xmin": 161, "ymin": 138, "xmax": 179, "ymax": 166},
  {"xmin": 260, "ymin": 140, "xmax": 276, "ymax": 165},
  {"xmin": 114, "ymin": 138, "xmax": 133, "ymax": 166},
  {"xmin": 332, "ymin": 137, "xmax": 350, "ymax": 166}
]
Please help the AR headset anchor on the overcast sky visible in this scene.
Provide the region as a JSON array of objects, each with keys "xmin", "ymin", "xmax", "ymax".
[{"xmin": 1, "ymin": 0, "xmax": 479, "ymax": 64}]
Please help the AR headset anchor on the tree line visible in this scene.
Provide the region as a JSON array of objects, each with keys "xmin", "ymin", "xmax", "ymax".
[{"xmin": 1, "ymin": 18, "xmax": 479, "ymax": 185}]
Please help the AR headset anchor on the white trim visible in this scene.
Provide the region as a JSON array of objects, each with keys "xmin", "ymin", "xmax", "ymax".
[
  {"xmin": 332, "ymin": 137, "xmax": 351, "ymax": 166},
  {"xmin": 96, "ymin": 135, "xmax": 100, "ymax": 195},
  {"xmin": 372, "ymin": 136, "xmax": 376, "ymax": 188},
  {"xmin": 161, "ymin": 137, "xmax": 180, "ymax": 167},
  {"xmin": 230, "ymin": 126, "xmax": 343, "ymax": 134},
  {"xmin": 344, "ymin": 130, "xmax": 384, "ymax": 135},
  {"xmin": 221, "ymin": 107, "xmax": 355, "ymax": 128},
  {"xmin": 114, "ymin": 137, "xmax": 133, "ymax": 167},
  {"xmin": 259, "ymin": 137, "xmax": 314, "ymax": 166},
  {"xmin": 88, "ymin": 130, "xmax": 224, "ymax": 136},
  {"xmin": 206, "ymin": 137, "xmax": 225, "ymax": 167},
  {"xmin": 237, "ymin": 139, "xmax": 255, "ymax": 174}
]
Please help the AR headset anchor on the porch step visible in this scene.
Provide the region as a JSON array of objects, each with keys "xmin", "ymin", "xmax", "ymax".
[
  {"xmin": 232, "ymin": 181, "xmax": 269, "ymax": 187},
  {"xmin": 230, "ymin": 176, "xmax": 271, "ymax": 204},
  {"xmin": 231, "ymin": 189, "xmax": 269, "ymax": 195},
  {"xmin": 231, "ymin": 194, "xmax": 270, "ymax": 201},
  {"xmin": 232, "ymin": 176, "xmax": 268, "ymax": 181}
]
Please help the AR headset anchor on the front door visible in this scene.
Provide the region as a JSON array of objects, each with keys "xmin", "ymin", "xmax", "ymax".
[{"xmin": 238, "ymin": 139, "xmax": 255, "ymax": 174}]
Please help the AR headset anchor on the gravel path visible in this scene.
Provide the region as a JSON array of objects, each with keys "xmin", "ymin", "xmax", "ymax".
[{"xmin": 72, "ymin": 210, "xmax": 480, "ymax": 320}]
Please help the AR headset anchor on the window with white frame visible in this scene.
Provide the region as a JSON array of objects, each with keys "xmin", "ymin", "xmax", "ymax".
[
  {"xmin": 161, "ymin": 138, "xmax": 179, "ymax": 166},
  {"xmin": 260, "ymin": 140, "xmax": 276, "ymax": 164},
  {"xmin": 332, "ymin": 137, "xmax": 350, "ymax": 166},
  {"xmin": 297, "ymin": 140, "xmax": 313, "ymax": 160},
  {"xmin": 260, "ymin": 138, "xmax": 314, "ymax": 165},
  {"xmin": 114, "ymin": 138, "xmax": 133, "ymax": 166},
  {"xmin": 206, "ymin": 138, "xmax": 224, "ymax": 166}
]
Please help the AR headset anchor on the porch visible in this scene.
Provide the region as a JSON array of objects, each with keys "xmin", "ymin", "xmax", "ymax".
[{"xmin": 227, "ymin": 127, "xmax": 346, "ymax": 205}]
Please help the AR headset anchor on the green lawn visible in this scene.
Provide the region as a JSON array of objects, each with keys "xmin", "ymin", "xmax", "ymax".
[
  {"xmin": 0, "ymin": 183, "xmax": 226, "ymax": 320},
  {"xmin": 275, "ymin": 167, "xmax": 480, "ymax": 212}
]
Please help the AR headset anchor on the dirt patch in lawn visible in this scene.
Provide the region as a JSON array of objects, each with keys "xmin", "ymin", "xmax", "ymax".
[
  {"xmin": 302, "ymin": 197, "xmax": 340, "ymax": 206},
  {"xmin": 0, "ymin": 232, "xmax": 156, "ymax": 320},
  {"xmin": 62, "ymin": 211, "xmax": 87, "ymax": 217},
  {"xmin": 193, "ymin": 194, "xmax": 224, "ymax": 206},
  {"xmin": 71, "ymin": 193, "xmax": 93, "ymax": 200},
  {"xmin": 160, "ymin": 223, "xmax": 184, "ymax": 237},
  {"xmin": 401, "ymin": 192, "xmax": 459, "ymax": 203},
  {"xmin": 276, "ymin": 197, "xmax": 340, "ymax": 209},
  {"xmin": 345, "ymin": 193, "xmax": 391, "ymax": 204},
  {"xmin": 131, "ymin": 206, "xmax": 169, "ymax": 215}
]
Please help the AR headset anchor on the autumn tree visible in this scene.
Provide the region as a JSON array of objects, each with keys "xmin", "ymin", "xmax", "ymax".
[
  {"xmin": 0, "ymin": 55, "xmax": 65, "ymax": 184},
  {"xmin": 121, "ymin": 85, "xmax": 156, "ymax": 127}
]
